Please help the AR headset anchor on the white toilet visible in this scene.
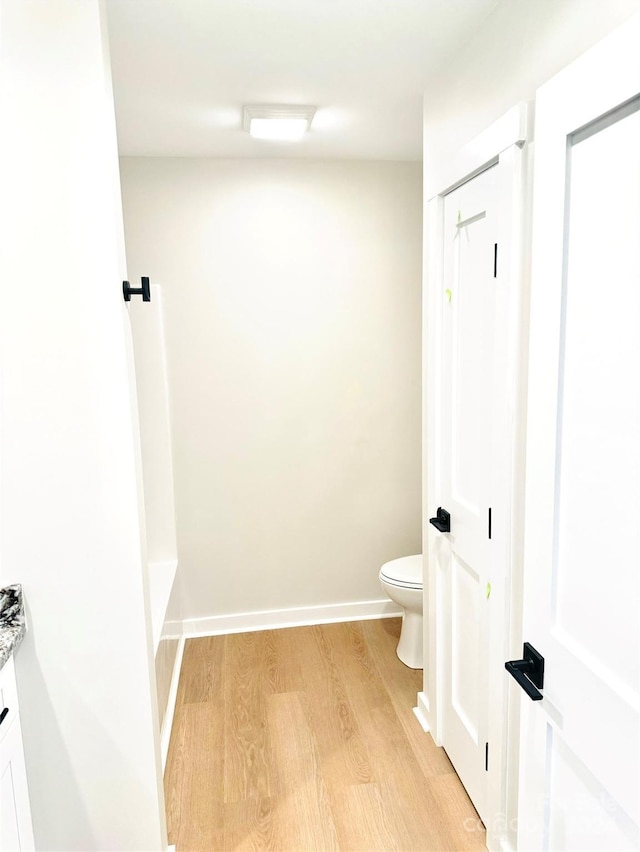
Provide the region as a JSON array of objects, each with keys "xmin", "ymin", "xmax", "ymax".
[{"xmin": 379, "ymin": 554, "xmax": 423, "ymax": 669}]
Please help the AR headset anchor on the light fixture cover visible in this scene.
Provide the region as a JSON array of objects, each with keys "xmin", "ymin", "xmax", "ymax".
[{"xmin": 243, "ymin": 104, "xmax": 316, "ymax": 141}]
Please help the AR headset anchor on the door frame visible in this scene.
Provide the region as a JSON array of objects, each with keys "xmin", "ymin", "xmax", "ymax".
[{"xmin": 420, "ymin": 103, "xmax": 531, "ymax": 851}]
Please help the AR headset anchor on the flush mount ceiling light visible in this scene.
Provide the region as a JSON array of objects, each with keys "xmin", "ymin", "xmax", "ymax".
[{"xmin": 243, "ymin": 104, "xmax": 316, "ymax": 141}]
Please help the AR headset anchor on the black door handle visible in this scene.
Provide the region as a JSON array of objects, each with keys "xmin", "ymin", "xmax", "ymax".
[
  {"xmin": 429, "ymin": 507, "xmax": 450, "ymax": 533},
  {"xmin": 505, "ymin": 642, "xmax": 544, "ymax": 701}
]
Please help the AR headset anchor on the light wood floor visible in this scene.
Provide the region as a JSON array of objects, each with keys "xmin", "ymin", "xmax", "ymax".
[{"xmin": 165, "ymin": 618, "xmax": 485, "ymax": 851}]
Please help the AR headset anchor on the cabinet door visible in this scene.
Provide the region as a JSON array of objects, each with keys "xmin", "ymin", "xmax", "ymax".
[{"xmin": 1, "ymin": 714, "xmax": 34, "ymax": 851}]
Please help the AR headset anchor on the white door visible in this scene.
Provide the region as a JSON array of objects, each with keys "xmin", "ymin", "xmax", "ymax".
[
  {"xmin": 516, "ymin": 17, "xmax": 640, "ymax": 850},
  {"xmin": 437, "ymin": 164, "xmax": 500, "ymax": 822},
  {"xmin": 425, "ymin": 115, "xmax": 527, "ymax": 848}
]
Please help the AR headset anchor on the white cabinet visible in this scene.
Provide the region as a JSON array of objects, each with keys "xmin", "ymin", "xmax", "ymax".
[{"xmin": 0, "ymin": 658, "xmax": 34, "ymax": 851}]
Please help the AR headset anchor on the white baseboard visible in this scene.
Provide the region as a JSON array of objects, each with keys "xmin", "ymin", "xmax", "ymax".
[
  {"xmin": 160, "ymin": 634, "xmax": 185, "ymax": 772},
  {"xmin": 182, "ymin": 598, "xmax": 402, "ymax": 638},
  {"xmin": 413, "ymin": 691, "xmax": 430, "ymax": 732}
]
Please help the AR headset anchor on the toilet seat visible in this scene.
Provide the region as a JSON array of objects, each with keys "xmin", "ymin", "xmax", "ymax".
[{"xmin": 379, "ymin": 554, "xmax": 422, "ymax": 590}]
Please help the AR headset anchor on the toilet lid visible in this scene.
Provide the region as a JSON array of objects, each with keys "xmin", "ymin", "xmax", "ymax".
[{"xmin": 379, "ymin": 554, "xmax": 423, "ymax": 589}]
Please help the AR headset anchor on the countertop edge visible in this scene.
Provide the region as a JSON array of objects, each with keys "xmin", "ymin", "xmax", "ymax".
[{"xmin": 0, "ymin": 585, "xmax": 27, "ymax": 672}]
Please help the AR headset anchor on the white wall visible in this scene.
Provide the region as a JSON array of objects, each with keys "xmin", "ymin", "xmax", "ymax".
[
  {"xmin": 0, "ymin": 3, "xmax": 165, "ymax": 849},
  {"xmin": 423, "ymin": 0, "xmax": 640, "ymax": 181},
  {"xmin": 120, "ymin": 159, "xmax": 422, "ymax": 623}
]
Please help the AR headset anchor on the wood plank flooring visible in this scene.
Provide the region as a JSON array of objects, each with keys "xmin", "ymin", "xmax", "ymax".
[{"xmin": 164, "ymin": 618, "xmax": 486, "ymax": 851}]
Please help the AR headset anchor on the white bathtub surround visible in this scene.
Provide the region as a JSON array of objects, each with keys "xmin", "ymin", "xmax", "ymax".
[
  {"xmin": 153, "ymin": 567, "xmax": 182, "ymax": 767},
  {"xmin": 127, "ymin": 280, "xmax": 182, "ymax": 770},
  {"xmin": 149, "ymin": 560, "xmax": 179, "ymax": 653},
  {"xmin": 159, "ymin": 634, "xmax": 185, "ymax": 771},
  {"xmin": 127, "ymin": 285, "xmax": 177, "ymax": 567}
]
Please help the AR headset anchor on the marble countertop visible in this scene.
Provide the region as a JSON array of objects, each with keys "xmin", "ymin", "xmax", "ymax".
[{"xmin": 0, "ymin": 585, "xmax": 26, "ymax": 672}]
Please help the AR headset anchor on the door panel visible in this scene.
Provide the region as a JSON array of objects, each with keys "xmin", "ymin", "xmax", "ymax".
[
  {"xmin": 451, "ymin": 554, "xmax": 481, "ymax": 743},
  {"xmin": 546, "ymin": 731, "xmax": 637, "ymax": 851},
  {"xmin": 555, "ymin": 105, "xmax": 640, "ymax": 693},
  {"xmin": 444, "ymin": 171, "xmax": 496, "ymax": 566},
  {"xmin": 451, "ymin": 210, "xmax": 492, "ymax": 520},
  {"xmin": 518, "ymin": 17, "xmax": 640, "ymax": 850}
]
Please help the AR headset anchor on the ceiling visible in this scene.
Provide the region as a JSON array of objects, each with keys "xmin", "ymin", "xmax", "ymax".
[{"xmin": 107, "ymin": 0, "xmax": 498, "ymax": 161}]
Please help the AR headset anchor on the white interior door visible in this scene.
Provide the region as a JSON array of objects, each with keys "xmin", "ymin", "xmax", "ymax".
[
  {"xmin": 517, "ymin": 17, "xmax": 640, "ymax": 850},
  {"xmin": 437, "ymin": 165, "xmax": 499, "ymax": 822},
  {"xmin": 425, "ymin": 114, "xmax": 527, "ymax": 848}
]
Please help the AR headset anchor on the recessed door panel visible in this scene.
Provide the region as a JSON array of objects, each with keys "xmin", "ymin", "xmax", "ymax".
[
  {"xmin": 451, "ymin": 210, "xmax": 494, "ymax": 522},
  {"xmin": 554, "ymin": 105, "xmax": 640, "ymax": 691},
  {"xmin": 546, "ymin": 725, "xmax": 638, "ymax": 851},
  {"xmin": 451, "ymin": 553, "xmax": 481, "ymax": 745}
]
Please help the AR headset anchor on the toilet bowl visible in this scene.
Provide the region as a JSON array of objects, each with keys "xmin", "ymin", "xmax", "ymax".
[{"xmin": 379, "ymin": 554, "xmax": 423, "ymax": 669}]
